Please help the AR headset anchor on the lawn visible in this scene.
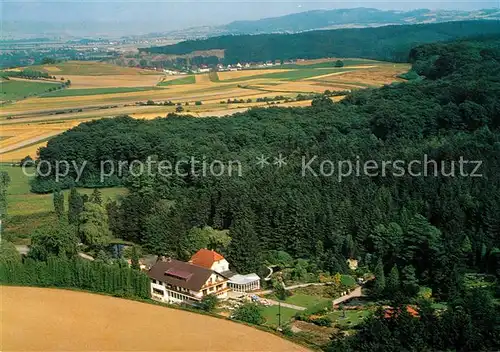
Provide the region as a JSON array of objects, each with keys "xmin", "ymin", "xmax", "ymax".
[
  {"xmin": 269, "ymin": 293, "xmax": 330, "ymax": 309},
  {"xmin": 0, "ymin": 165, "xmax": 127, "ymax": 243},
  {"xmin": 261, "ymin": 305, "xmax": 299, "ymax": 328},
  {"xmin": 327, "ymin": 309, "xmax": 371, "ymax": 328},
  {"xmin": 158, "ymin": 75, "xmax": 195, "ymax": 86},
  {"xmin": 43, "ymin": 86, "xmax": 161, "ymax": 97},
  {"xmin": 1, "ymin": 80, "xmax": 61, "ymax": 101},
  {"xmin": 340, "ymin": 275, "xmax": 357, "ymax": 287}
]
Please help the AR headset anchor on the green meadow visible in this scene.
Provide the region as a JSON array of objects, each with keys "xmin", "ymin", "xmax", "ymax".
[
  {"xmin": 0, "ymin": 165, "xmax": 126, "ymax": 243},
  {"xmin": 158, "ymin": 75, "xmax": 196, "ymax": 86},
  {"xmin": 1, "ymin": 80, "xmax": 61, "ymax": 101}
]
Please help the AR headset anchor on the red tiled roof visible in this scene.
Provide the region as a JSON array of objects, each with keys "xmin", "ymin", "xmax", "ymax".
[
  {"xmin": 148, "ymin": 259, "xmax": 214, "ymax": 291},
  {"xmin": 384, "ymin": 305, "xmax": 420, "ymax": 319},
  {"xmin": 189, "ymin": 249, "xmax": 225, "ymax": 269}
]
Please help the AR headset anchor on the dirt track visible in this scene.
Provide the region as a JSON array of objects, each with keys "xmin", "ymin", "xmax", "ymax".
[{"xmin": 1, "ymin": 286, "xmax": 307, "ymax": 352}]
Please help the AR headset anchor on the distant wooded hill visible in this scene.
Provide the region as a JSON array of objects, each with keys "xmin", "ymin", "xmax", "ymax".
[
  {"xmin": 154, "ymin": 8, "xmax": 500, "ymax": 40},
  {"xmin": 217, "ymin": 7, "xmax": 500, "ymax": 35},
  {"xmin": 141, "ymin": 20, "xmax": 500, "ymax": 63}
]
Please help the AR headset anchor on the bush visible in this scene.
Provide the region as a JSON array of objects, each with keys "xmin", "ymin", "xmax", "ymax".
[
  {"xmin": 398, "ymin": 70, "xmax": 422, "ymax": 81},
  {"xmin": 199, "ymin": 294, "xmax": 218, "ymax": 312},
  {"xmin": 232, "ymin": 303, "xmax": 265, "ymax": 325},
  {"xmin": 281, "ymin": 324, "xmax": 294, "ymax": 337},
  {"xmin": 311, "ymin": 316, "xmax": 332, "ymax": 327},
  {"xmin": 195, "ymin": 101, "xmax": 202, "ymax": 106}
]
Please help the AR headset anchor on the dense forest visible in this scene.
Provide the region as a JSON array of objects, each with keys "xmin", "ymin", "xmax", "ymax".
[
  {"xmin": 32, "ymin": 36, "xmax": 500, "ymax": 306},
  {"xmin": 141, "ymin": 21, "xmax": 500, "ymax": 63}
]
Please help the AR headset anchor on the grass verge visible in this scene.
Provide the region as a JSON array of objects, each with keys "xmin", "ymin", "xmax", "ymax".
[{"xmin": 158, "ymin": 75, "xmax": 195, "ymax": 86}]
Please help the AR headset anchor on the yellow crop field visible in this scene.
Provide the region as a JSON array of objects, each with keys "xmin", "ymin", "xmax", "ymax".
[
  {"xmin": 0, "ymin": 86, "xmax": 264, "ymax": 115},
  {"xmin": 195, "ymin": 73, "xmax": 212, "ymax": 84},
  {"xmin": 1, "ymin": 141, "xmax": 48, "ymax": 161},
  {"xmin": 2, "ymin": 287, "xmax": 307, "ymax": 352},
  {"xmin": 217, "ymin": 69, "xmax": 293, "ymax": 81},
  {"xmin": 262, "ymin": 81, "xmax": 335, "ymax": 93},
  {"xmin": 30, "ymin": 61, "xmax": 161, "ymax": 76},
  {"xmin": 64, "ymin": 74, "xmax": 164, "ymax": 89},
  {"xmin": 42, "ymin": 66, "xmax": 62, "ymax": 72},
  {"xmin": 316, "ymin": 64, "xmax": 410, "ymax": 87},
  {"xmin": 0, "ymin": 120, "xmax": 85, "ymax": 162}
]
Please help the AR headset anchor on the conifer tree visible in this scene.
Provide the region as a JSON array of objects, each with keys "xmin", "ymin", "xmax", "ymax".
[
  {"xmin": 401, "ymin": 265, "xmax": 419, "ymax": 298},
  {"xmin": 373, "ymin": 258, "xmax": 386, "ymax": 297},
  {"xmin": 90, "ymin": 188, "xmax": 103, "ymax": 205},
  {"xmin": 0, "ymin": 171, "xmax": 11, "ymax": 219},
  {"xmin": 68, "ymin": 188, "xmax": 84, "ymax": 224},
  {"xmin": 386, "ymin": 265, "xmax": 400, "ymax": 297},
  {"xmin": 130, "ymin": 245, "xmax": 141, "ymax": 270},
  {"xmin": 53, "ymin": 190, "xmax": 65, "ymax": 218},
  {"xmin": 227, "ymin": 212, "xmax": 262, "ymax": 274}
]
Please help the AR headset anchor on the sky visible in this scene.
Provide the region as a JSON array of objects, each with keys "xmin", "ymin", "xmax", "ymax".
[{"xmin": 2, "ymin": 0, "xmax": 499, "ymax": 35}]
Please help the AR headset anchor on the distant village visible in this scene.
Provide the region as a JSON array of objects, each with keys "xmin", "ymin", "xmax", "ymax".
[{"xmin": 162, "ymin": 59, "xmax": 298, "ymax": 75}]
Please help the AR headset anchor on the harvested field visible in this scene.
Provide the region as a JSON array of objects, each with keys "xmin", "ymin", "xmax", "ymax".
[
  {"xmin": 195, "ymin": 73, "xmax": 212, "ymax": 84},
  {"xmin": 1, "ymin": 286, "xmax": 307, "ymax": 352},
  {"xmin": 303, "ymin": 66, "xmax": 374, "ymax": 81},
  {"xmin": 315, "ymin": 64, "xmax": 410, "ymax": 87},
  {"xmin": 0, "ymin": 141, "xmax": 47, "ymax": 161},
  {"xmin": 0, "ymin": 121, "xmax": 84, "ymax": 161},
  {"xmin": 0, "ymin": 59, "xmax": 407, "ymax": 164},
  {"xmin": 0, "ymin": 86, "xmax": 263, "ymax": 115},
  {"xmin": 62, "ymin": 74, "xmax": 163, "ymax": 89},
  {"xmin": 41, "ymin": 65, "xmax": 62, "ymax": 72},
  {"xmin": 218, "ymin": 69, "xmax": 293, "ymax": 81},
  {"xmin": 30, "ymin": 61, "xmax": 160, "ymax": 76},
  {"xmin": 261, "ymin": 81, "xmax": 339, "ymax": 94}
]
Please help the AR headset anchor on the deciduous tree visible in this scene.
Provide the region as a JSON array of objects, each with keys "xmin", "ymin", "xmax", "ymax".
[{"xmin": 79, "ymin": 202, "xmax": 111, "ymax": 249}]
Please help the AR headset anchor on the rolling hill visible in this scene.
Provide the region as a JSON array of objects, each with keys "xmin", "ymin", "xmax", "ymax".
[
  {"xmin": 159, "ymin": 7, "xmax": 500, "ymax": 39},
  {"xmin": 142, "ymin": 20, "xmax": 500, "ymax": 63}
]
